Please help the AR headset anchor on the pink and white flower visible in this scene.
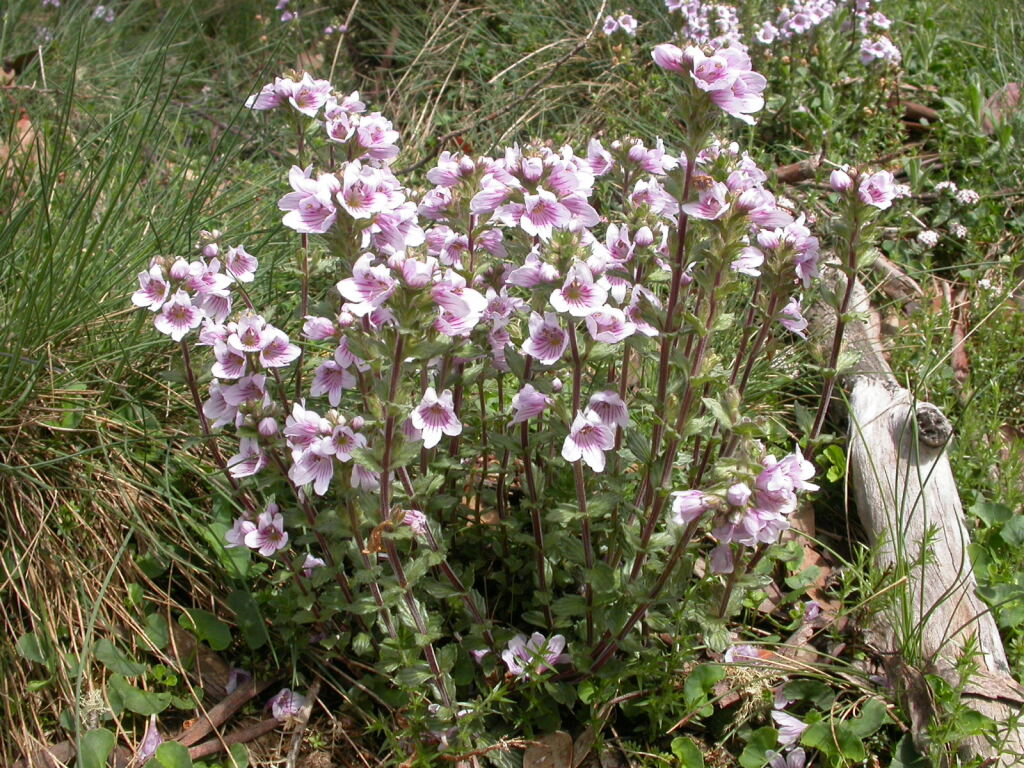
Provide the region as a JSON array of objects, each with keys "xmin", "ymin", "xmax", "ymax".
[
  {"xmin": 227, "ymin": 438, "xmax": 268, "ymax": 478},
  {"xmin": 510, "ymin": 383, "xmax": 553, "ymax": 425},
  {"xmin": 310, "ymin": 360, "xmax": 357, "ymax": 406},
  {"xmin": 284, "ymin": 402, "xmax": 331, "ymax": 459},
  {"xmin": 506, "ymin": 251, "xmax": 560, "ymax": 287},
  {"xmin": 501, "ymin": 632, "xmax": 568, "ymax": 678},
  {"xmin": 225, "ymin": 516, "xmax": 256, "ymax": 548},
  {"xmin": 212, "ymin": 341, "xmax": 247, "ymax": 379},
  {"xmin": 259, "ymin": 329, "xmax": 301, "ymax": 368},
  {"xmin": 550, "ymin": 263, "xmax": 608, "ymax": 317},
  {"xmin": 682, "ymin": 180, "xmax": 730, "ymax": 220},
  {"xmin": 268, "ymin": 688, "xmax": 307, "ymax": 720},
  {"xmin": 731, "ymin": 246, "xmax": 764, "ymax": 277},
  {"xmin": 587, "ymin": 391, "xmax": 628, "ymax": 428},
  {"xmin": 132, "ymin": 266, "xmax": 169, "ymax": 311},
  {"xmin": 857, "ymin": 170, "xmax": 897, "ymax": 210},
  {"xmin": 561, "ymin": 409, "xmax": 615, "ymax": 472},
  {"xmin": 243, "ymin": 504, "xmax": 289, "ymax": 556},
  {"xmin": 154, "ymin": 291, "xmax": 202, "ymax": 341},
  {"xmin": 521, "ymin": 312, "xmax": 569, "ymax": 365},
  {"xmin": 224, "ymin": 245, "xmax": 258, "ymax": 282},
  {"xmin": 290, "ymin": 444, "xmax": 335, "ymax": 496},
  {"xmin": 410, "ymin": 387, "xmax": 462, "ymax": 449},
  {"xmin": 278, "ymin": 166, "xmax": 340, "ymax": 234},
  {"xmin": 285, "ymin": 74, "xmax": 332, "ymax": 117},
  {"xmin": 302, "ymin": 554, "xmax": 326, "ymax": 577},
  {"xmin": 517, "ymin": 188, "xmax": 571, "ymax": 240},
  {"xmin": 671, "ymin": 489, "xmax": 711, "ymax": 525},
  {"xmin": 355, "ymin": 112, "xmax": 400, "ymax": 161},
  {"xmin": 585, "ymin": 306, "xmax": 636, "ymax": 343},
  {"xmin": 336, "ymin": 253, "xmax": 397, "ymax": 316}
]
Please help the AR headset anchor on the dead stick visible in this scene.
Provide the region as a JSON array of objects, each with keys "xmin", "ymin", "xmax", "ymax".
[
  {"xmin": 175, "ymin": 678, "xmax": 276, "ymax": 747},
  {"xmin": 286, "ymin": 678, "xmax": 321, "ymax": 768},
  {"xmin": 188, "ymin": 718, "xmax": 281, "ymax": 761}
]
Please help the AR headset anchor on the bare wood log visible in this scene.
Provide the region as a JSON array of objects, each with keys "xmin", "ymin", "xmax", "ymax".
[
  {"xmin": 187, "ymin": 717, "xmax": 281, "ymax": 761},
  {"xmin": 811, "ymin": 274, "xmax": 1024, "ymax": 765},
  {"xmin": 174, "ymin": 676, "xmax": 275, "ymax": 747}
]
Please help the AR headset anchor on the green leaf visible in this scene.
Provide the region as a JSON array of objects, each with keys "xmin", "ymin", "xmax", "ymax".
[
  {"xmin": 228, "ymin": 743, "xmax": 250, "ymax": 768},
  {"xmin": 107, "ymin": 674, "xmax": 171, "ymax": 716},
  {"xmin": 890, "ymin": 734, "xmax": 928, "ymax": 768},
  {"xmin": 144, "ymin": 613, "xmax": 170, "ymax": 650},
  {"xmin": 951, "ymin": 707, "xmax": 996, "ymax": 738},
  {"xmin": 683, "ymin": 663, "xmax": 725, "ymax": 717},
  {"xmin": 79, "ymin": 728, "xmax": 116, "ymax": 768},
  {"xmin": 16, "ymin": 632, "xmax": 47, "ymax": 664},
  {"xmin": 835, "ymin": 723, "xmax": 866, "ymax": 761},
  {"xmin": 849, "ymin": 697, "xmax": 890, "ymax": 738},
  {"xmin": 701, "ymin": 397, "xmax": 733, "ymax": 430},
  {"xmin": 625, "ymin": 428, "xmax": 651, "ymax": 464},
  {"xmin": 803, "ymin": 722, "xmax": 864, "ymax": 761},
  {"xmin": 671, "ymin": 736, "xmax": 704, "ymax": 768},
  {"xmin": 782, "ymin": 679, "xmax": 835, "ymax": 709},
  {"xmin": 738, "ymin": 727, "xmax": 776, "ymax": 768},
  {"xmin": 822, "ymin": 444, "xmax": 846, "ymax": 482},
  {"xmin": 154, "ymin": 741, "xmax": 193, "ymax": 768},
  {"xmin": 226, "ymin": 590, "xmax": 270, "ymax": 650},
  {"xmin": 1000, "ymin": 517, "xmax": 1024, "ymax": 547},
  {"xmin": 179, "ymin": 609, "xmax": 231, "ymax": 651},
  {"xmin": 94, "ymin": 638, "xmax": 147, "ymax": 676},
  {"xmin": 551, "ymin": 595, "xmax": 587, "ymax": 618},
  {"xmin": 969, "ymin": 499, "xmax": 1012, "ymax": 526},
  {"xmin": 351, "ymin": 446, "xmax": 384, "ymax": 473},
  {"xmin": 504, "ymin": 346, "xmax": 527, "ymax": 380},
  {"xmin": 801, "ymin": 723, "xmax": 837, "ymax": 757}
]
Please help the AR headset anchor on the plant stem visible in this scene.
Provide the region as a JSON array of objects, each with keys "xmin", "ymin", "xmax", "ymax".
[
  {"xmin": 295, "ymin": 233, "xmax": 309, "ymax": 401},
  {"xmin": 649, "ymin": 153, "xmax": 695, "ymax": 461},
  {"xmin": 629, "ymin": 264, "xmax": 723, "ymax": 582},
  {"xmin": 591, "ymin": 516, "xmax": 702, "ymax": 673},
  {"xmin": 397, "ymin": 467, "xmax": 496, "ymax": 649},
  {"xmin": 717, "ymin": 545, "xmax": 767, "ymax": 619},
  {"xmin": 519, "ymin": 355, "xmax": 553, "ymax": 628},
  {"xmin": 179, "ymin": 341, "xmax": 254, "ymax": 511},
  {"xmin": 379, "ymin": 333, "xmax": 405, "ymax": 523},
  {"xmin": 382, "ymin": 538, "xmax": 453, "ymax": 708},
  {"xmin": 567, "ymin": 324, "xmax": 595, "ymax": 643},
  {"xmin": 345, "ymin": 501, "xmax": 398, "ymax": 639},
  {"xmin": 575, "ymin": 461, "xmax": 595, "ymax": 645},
  {"xmin": 808, "ymin": 207, "xmax": 861, "ymax": 451}
]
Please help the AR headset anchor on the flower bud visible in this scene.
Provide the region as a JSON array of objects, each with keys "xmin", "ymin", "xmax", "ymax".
[
  {"xmin": 726, "ymin": 482, "xmax": 752, "ymax": 507},
  {"xmin": 671, "ymin": 489, "xmax": 710, "ymax": 525},
  {"xmin": 258, "ymin": 417, "xmax": 279, "ymax": 436},
  {"xmin": 551, "ymin": 378, "xmax": 564, "ymax": 393},
  {"xmin": 169, "ymin": 259, "xmax": 190, "ymax": 281},
  {"xmin": 634, "ymin": 226, "xmax": 654, "ymax": 248},
  {"xmin": 829, "ymin": 169, "xmax": 853, "ymax": 192}
]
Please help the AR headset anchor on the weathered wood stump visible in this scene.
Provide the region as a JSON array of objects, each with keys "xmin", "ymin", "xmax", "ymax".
[{"xmin": 813, "ymin": 275, "xmax": 1024, "ymax": 765}]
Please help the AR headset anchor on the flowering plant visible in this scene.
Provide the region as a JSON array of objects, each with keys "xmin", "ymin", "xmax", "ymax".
[{"xmin": 130, "ymin": 47, "xmax": 893, "ymax": 754}]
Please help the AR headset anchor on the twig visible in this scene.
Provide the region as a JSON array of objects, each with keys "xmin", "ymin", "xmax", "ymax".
[
  {"xmin": 187, "ymin": 718, "xmax": 281, "ymax": 761},
  {"xmin": 174, "ymin": 677, "xmax": 276, "ymax": 747},
  {"xmin": 286, "ymin": 678, "xmax": 321, "ymax": 768}
]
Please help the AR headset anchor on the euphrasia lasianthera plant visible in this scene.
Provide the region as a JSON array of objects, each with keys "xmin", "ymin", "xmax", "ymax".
[{"xmin": 130, "ymin": 51, "xmax": 893, "ymax": 751}]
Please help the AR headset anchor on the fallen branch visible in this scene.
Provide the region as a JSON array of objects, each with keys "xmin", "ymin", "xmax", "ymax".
[
  {"xmin": 187, "ymin": 718, "xmax": 281, "ymax": 761},
  {"xmin": 810, "ymin": 273, "xmax": 1024, "ymax": 765},
  {"xmin": 174, "ymin": 676, "xmax": 276, "ymax": 747}
]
